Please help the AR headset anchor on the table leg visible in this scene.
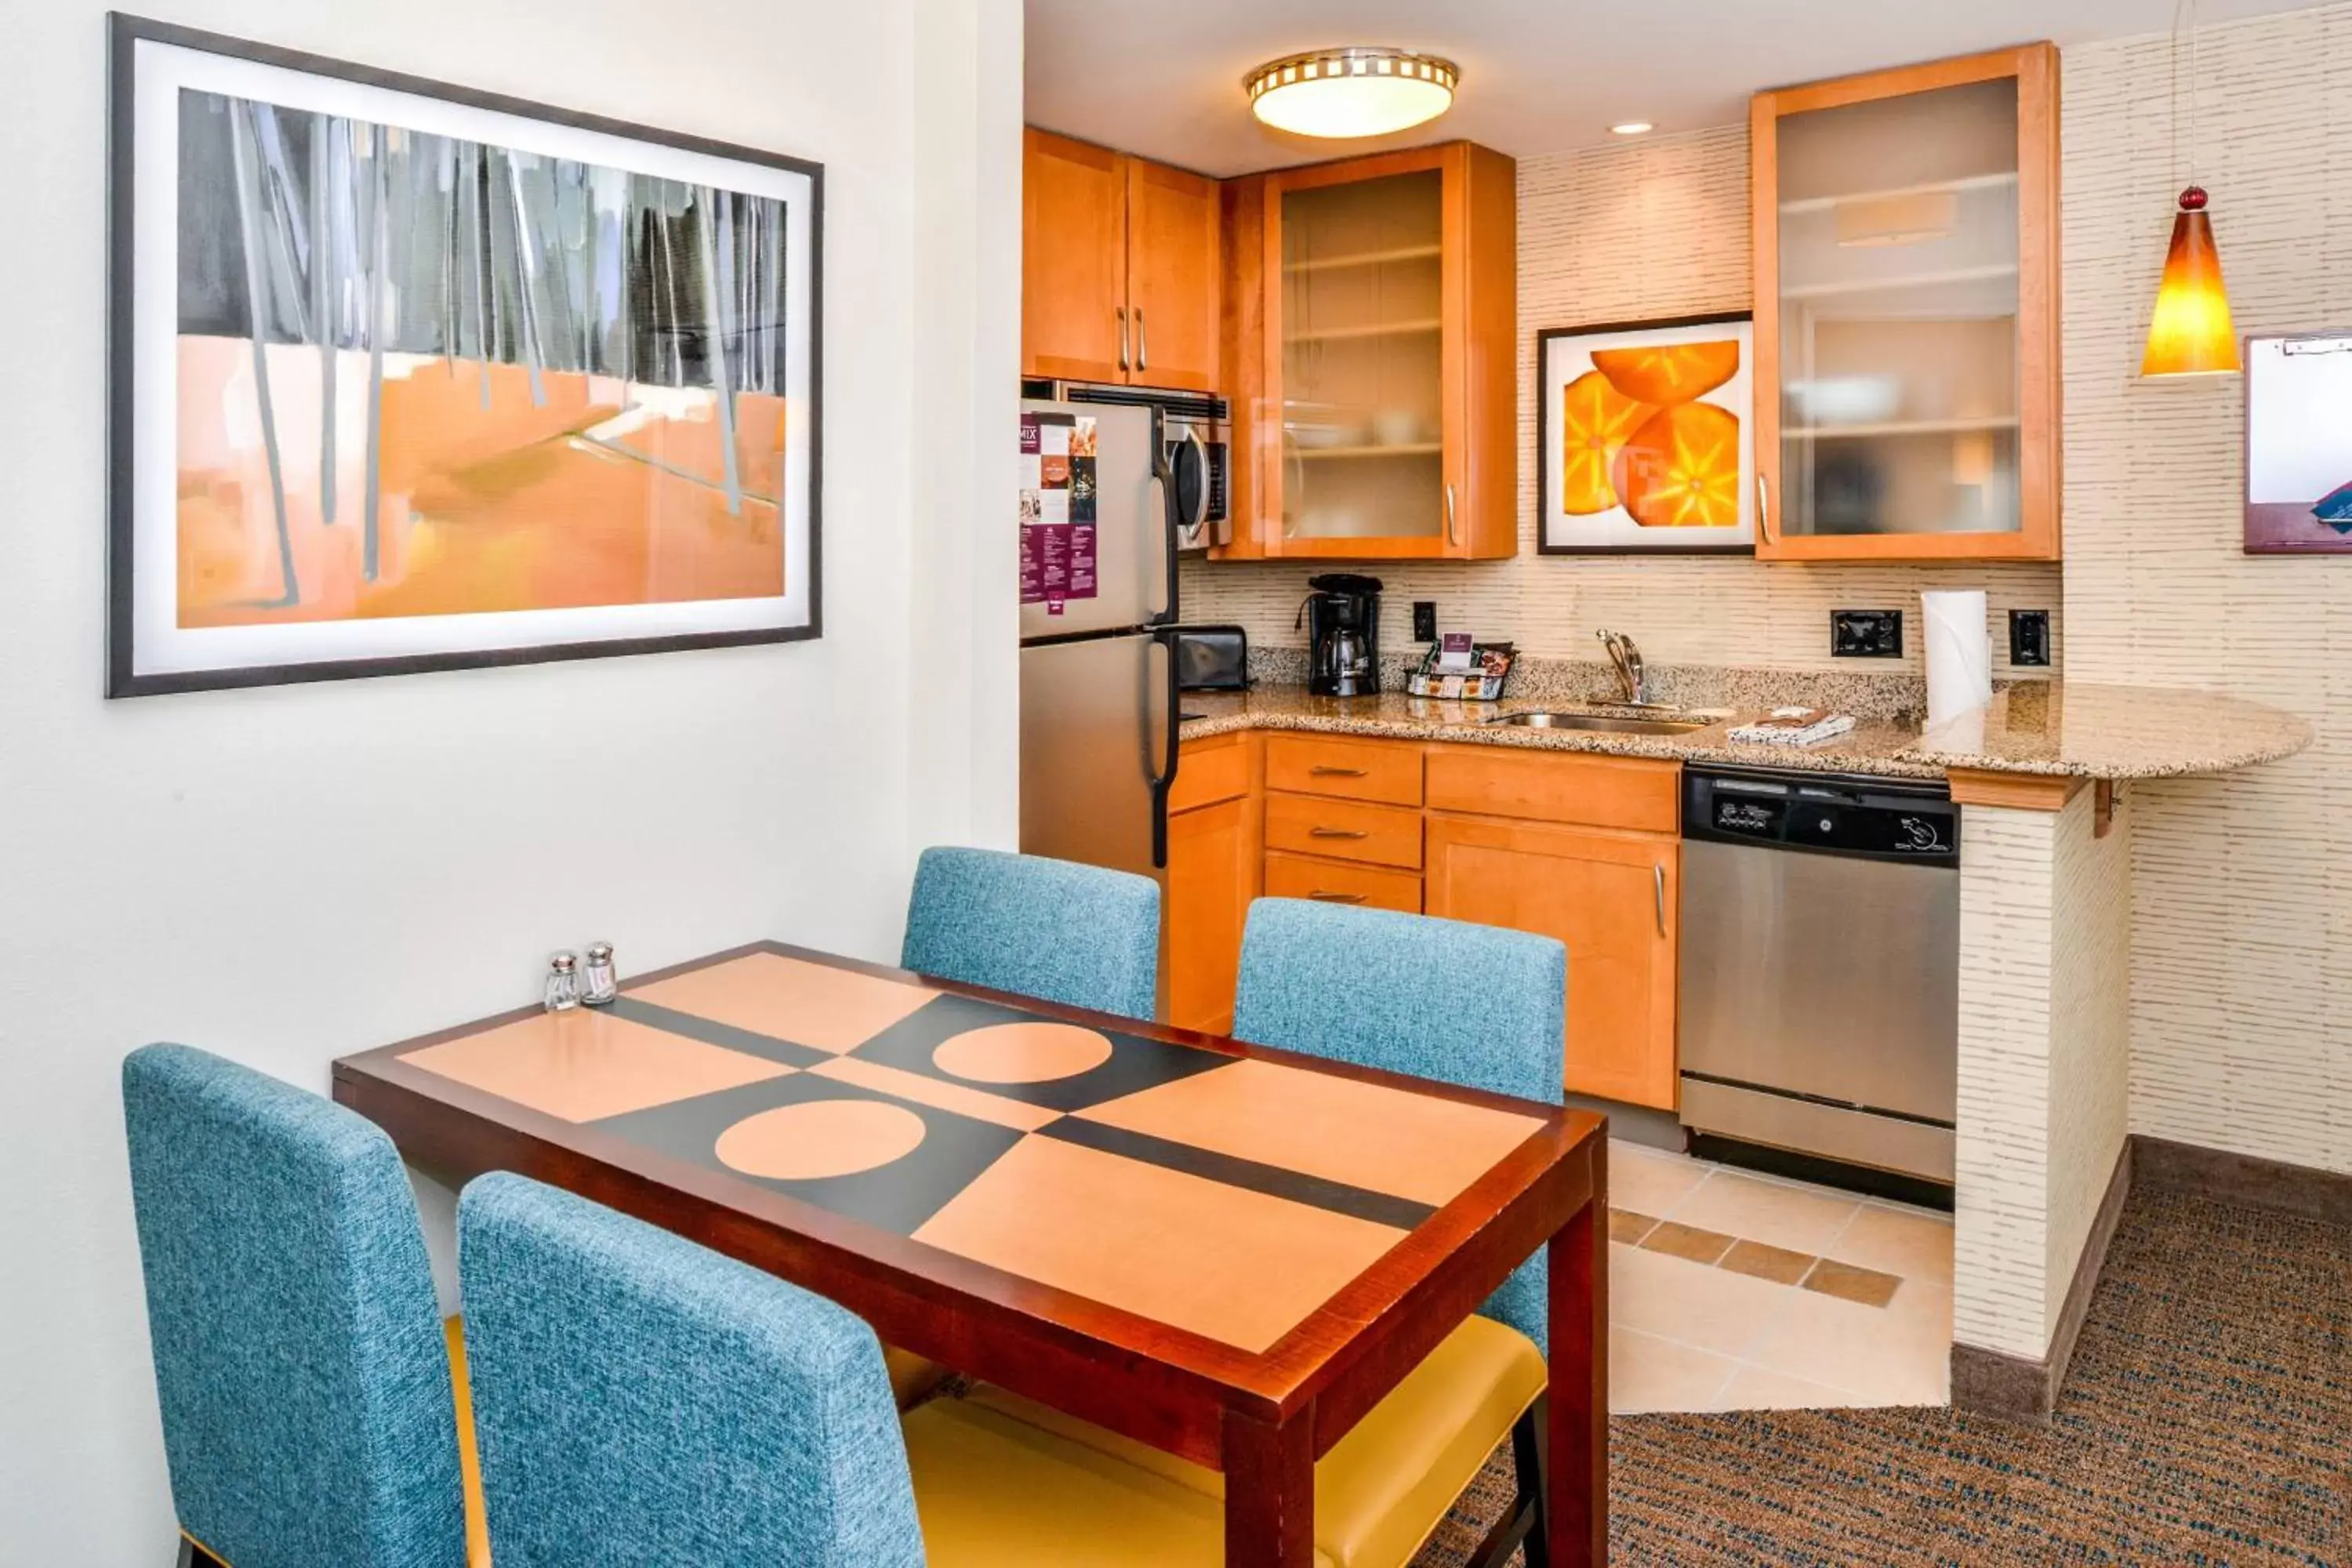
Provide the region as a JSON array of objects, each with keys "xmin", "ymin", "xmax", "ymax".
[
  {"xmin": 1223, "ymin": 1405, "xmax": 1315, "ymax": 1567},
  {"xmin": 1548, "ymin": 1142, "xmax": 1609, "ymax": 1566}
]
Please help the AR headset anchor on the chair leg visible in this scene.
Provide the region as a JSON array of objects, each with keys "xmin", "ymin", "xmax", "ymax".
[
  {"xmin": 1466, "ymin": 1396, "xmax": 1551, "ymax": 1568},
  {"xmin": 177, "ymin": 1537, "xmax": 228, "ymax": 1568},
  {"xmin": 1516, "ymin": 1394, "xmax": 1552, "ymax": 1568}
]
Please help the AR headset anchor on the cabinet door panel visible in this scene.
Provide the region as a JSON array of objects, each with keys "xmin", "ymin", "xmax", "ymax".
[
  {"xmin": 1126, "ymin": 158, "xmax": 1221, "ymax": 393},
  {"xmin": 1024, "ymin": 129, "xmax": 1128, "ymax": 383},
  {"xmin": 1425, "ymin": 815, "xmax": 1678, "ymax": 1109},
  {"xmin": 1167, "ymin": 732, "xmax": 1250, "ymax": 812},
  {"xmin": 1167, "ymin": 797, "xmax": 1254, "ymax": 1035}
]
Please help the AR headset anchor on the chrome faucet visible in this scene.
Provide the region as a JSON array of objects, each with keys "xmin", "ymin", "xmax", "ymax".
[{"xmin": 1595, "ymin": 630, "xmax": 1647, "ymax": 706}]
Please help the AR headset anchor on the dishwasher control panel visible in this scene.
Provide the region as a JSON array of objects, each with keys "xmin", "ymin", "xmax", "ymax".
[{"xmin": 1685, "ymin": 768, "xmax": 1958, "ymax": 866}]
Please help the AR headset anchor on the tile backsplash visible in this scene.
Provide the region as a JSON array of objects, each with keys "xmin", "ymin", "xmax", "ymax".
[{"xmin": 1181, "ymin": 122, "xmax": 2063, "ymax": 678}]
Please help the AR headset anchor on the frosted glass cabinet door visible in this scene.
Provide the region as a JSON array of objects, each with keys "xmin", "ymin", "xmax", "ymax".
[
  {"xmin": 1751, "ymin": 45, "xmax": 2060, "ymax": 561},
  {"xmin": 1229, "ymin": 140, "xmax": 1517, "ymax": 563},
  {"xmin": 1276, "ymin": 169, "xmax": 1446, "ymax": 543}
]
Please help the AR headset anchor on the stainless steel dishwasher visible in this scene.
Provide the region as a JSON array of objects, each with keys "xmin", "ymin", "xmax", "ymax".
[{"xmin": 1678, "ymin": 766, "xmax": 1960, "ymax": 1185}]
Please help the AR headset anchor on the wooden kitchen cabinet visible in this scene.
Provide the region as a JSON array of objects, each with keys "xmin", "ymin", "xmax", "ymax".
[
  {"xmin": 1426, "ymin": 813, "xmax": 1681, "ymax": 1110},
  {"xmin": 1022, "ymin": 128, "xmax": 1220, "ymax": 392},
  {"xmin": 1164, "ymin": 729, "xmax": 1683, "ymax": 1108},
  {"xmin": 1215, "ymin": 141, "xmax": 1517, "ymax": 561},
  {"xmin": 1752, "ymin": 45, "xmax": 2061, "ymax": 561},
  {"xmin": 1124, "ymin": 158, "xmax": 1222, "ymax": 392},
  {"xmin": 1164, "ymin": 735, "xmax": 1259, "ymax": 1034}
]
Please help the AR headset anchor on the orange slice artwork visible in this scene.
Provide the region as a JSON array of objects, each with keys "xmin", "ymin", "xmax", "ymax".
[
  {"xmin": 1613, "ymin": 403, "xmax": 1742, "ymax": 529},
  {"xmin": 1559, "ymin": 372, "xmax": 1652, "ymax": 515},
  {"xmin": 1591, "ymin": 340, "xmax": 1742, "ymax": 407}
]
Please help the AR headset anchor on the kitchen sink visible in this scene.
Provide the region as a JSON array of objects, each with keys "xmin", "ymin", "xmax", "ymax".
[{"xmin": 1483, "ymin": 710, "xmax": 1713, "ymax": 735}]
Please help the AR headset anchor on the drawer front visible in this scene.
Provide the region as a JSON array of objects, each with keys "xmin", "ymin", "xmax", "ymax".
[
  {"xmin": 1263, "ymin": 852, "xmax": 1422, "ymax": 914},
  {"xmin": 1263, "ymin": 793, "xmax": 1424, "ymax": 869},
  {"xmin": 1424, "ymin": 746, "xmax": 1679, "ymax": 834},
  {"xmin": 1168, "ymin": 734, "xmax": 1251, "ymax": 814},
  {"xmin": 1263, "ymin": 735, "xmax": 1423, "ymax": 806}
]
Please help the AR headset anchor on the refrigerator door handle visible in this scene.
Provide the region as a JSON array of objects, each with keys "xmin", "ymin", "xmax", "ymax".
[
  {"xmin": 1146, "ymin": 627, "xmax": 1181, "ymax": 869},
  {"xmin": 1149, "ymin": 406, "xmax": 1178, "ymax": 627}
]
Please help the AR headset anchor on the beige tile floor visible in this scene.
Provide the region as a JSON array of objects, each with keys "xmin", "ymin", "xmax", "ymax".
[{"xmin": 1606, "ymin": 1138, "xmax": 1955, "ymax": 1413}]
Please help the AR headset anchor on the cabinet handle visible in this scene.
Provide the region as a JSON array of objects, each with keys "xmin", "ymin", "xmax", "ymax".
[
  {"xmin": 1116, "ymin": 307, "xmax": 1131, "ymax": 372},
  {"xmin": 1308, "ymin": 891, "xmax": 1367, "ymax": 904},
  {"xmin": 1755, "ymin": 473, "xmax": 1773, "ymax": 547},
  {"xmin": 1136, "ymin": 307, "xmax": 1148, "ymax": 373},
  {"xmin": 1444, "ymin": 482, "xmax": 1460, "ymax": 546},
  {"xmin": 1653, "ymin": 862, "xmax": 1668, "ymax": 938},
  {"xmin": 1308, "ymin": 766, "xmax": 1367, "ymax": 778},
  {"xmin": 1308, "ymin": 827, "xmax": 1369, "ymax": 840}
]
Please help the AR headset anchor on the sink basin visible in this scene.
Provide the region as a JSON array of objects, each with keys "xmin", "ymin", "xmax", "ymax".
[{"xmin": 1483, "ymin": 710, "xmax": 1713, "ymax": 736}]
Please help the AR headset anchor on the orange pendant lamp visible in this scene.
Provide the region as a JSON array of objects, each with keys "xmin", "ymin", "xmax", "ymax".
[
  {"xmin": 2142, "ymin": 186, "xmax": 2238, "ymax": 375},
  {"xmin": 2143, "ymin": 0, "xmax": 2240, "ymax": 376}
]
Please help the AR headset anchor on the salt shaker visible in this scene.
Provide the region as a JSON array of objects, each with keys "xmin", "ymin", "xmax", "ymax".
[
  {"xmin": 581, "ymin": 942, "xmax": 619, "ymax": 1007},
  {"xmin": 543, "ymin": 951, "xmax": 583, "ymax": 1013}
]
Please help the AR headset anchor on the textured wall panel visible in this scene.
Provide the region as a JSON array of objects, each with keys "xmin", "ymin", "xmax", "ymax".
[
  {"xmin": 2062, "ymin": 7, "xmax": 2352, "ymax": 1177},
  {"xmin": 2046, "ymin": 787, "xmax": 2133, "ymax": 1341},
  {"xmin": 1181, "ymin": 125, "xmax": 2065, "ymax": 674},
  {"xmin": 1955, "ymin": 804, "xmax": 2059, "ymax": 1357}
]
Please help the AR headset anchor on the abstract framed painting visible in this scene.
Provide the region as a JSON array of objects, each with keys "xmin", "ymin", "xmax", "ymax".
[
  {"xmin": 2245, "ymin": 330, "xmax": 2352, "ymax": 555},
  {"xmin": 106, "ymin": 13, "xmax": 822, "ymax": 696},
  {"xmin": 1536, "ymin": 312, "xmax": 1754, "ymax": 556}
]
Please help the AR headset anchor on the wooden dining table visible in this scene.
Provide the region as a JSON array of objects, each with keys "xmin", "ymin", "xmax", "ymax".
[{"xmin": 333, "ymin": 940, "xmax": 1609, "ymax": 1566}]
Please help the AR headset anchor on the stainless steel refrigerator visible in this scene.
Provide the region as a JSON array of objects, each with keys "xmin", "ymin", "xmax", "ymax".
[{"xmin": 1018, "ymin": 397, "xmax": 1179, "ymax": 903}]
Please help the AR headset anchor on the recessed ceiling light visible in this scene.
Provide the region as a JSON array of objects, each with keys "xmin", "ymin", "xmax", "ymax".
[
  {"xmin": 1610, "ymin": 121, "xmax": 1655, "ymax": 136},
  {"xmin": 1244, "ymin": 47, "xmax": 1460, "ymax": 140}
]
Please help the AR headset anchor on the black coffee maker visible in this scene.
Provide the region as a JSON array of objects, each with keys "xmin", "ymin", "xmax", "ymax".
[{"xmin": 1297, "ymin": 574, "xmax": 1383, "ymax": 697}]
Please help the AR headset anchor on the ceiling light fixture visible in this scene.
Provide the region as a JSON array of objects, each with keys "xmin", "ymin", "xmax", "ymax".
[
  {"xmin": 1610, "ymin": 122, "xmax": 1655, "ymax": 136},
  {"xmin": 1244, "ymin": 47, "xmax": 1459, "ymax": 140},
  {"xmin": 2143, "ymin": 0, "xmax": 2239, "ymax": 376}
]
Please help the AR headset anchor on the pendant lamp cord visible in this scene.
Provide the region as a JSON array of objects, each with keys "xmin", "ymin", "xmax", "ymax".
[{"xmin": 2171, "ymin": 0, "xmax": 2199, "ymax": 190}]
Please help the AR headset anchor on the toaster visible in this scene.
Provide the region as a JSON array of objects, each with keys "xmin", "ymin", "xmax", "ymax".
[{"xmin": 1174, "ymin": 626, "xmax": 1250, "ymax": 691}]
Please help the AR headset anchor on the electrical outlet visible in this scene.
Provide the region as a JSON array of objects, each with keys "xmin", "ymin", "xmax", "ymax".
[
  {"xmin": 2009, "ymin": 608, "xmax": 2053, "ymax": 668},
  {"xmin": 1831, "ymin": 609, "xmax": 1904, "ymax": 659},
  {"xmin": 1412, "ymin": 601, "xmax": 1438, "ymax": 642}
]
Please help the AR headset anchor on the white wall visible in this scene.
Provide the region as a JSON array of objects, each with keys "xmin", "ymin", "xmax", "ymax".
[{"xmin": 0, "ymin": 1, "xmax": 1021, "ymax": 1560}]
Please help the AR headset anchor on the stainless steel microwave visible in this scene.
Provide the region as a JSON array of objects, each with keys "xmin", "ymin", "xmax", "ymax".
[{"xmin": 1020, "ymin": 379, "xmax": 1229, "ymax": 552}]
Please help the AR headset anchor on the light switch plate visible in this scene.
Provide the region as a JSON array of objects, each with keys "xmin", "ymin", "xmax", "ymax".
[
  {"xmin": 1831, "ymin": 609, "xmax": 1904, "ymax": 659},
  {"xmin": 1412, "ymin": 601, "xmax": 1438, "ymax": 642}
]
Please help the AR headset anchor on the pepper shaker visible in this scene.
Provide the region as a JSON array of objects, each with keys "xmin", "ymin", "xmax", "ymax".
[
  {"xmin": 543, "ymin": 951, "xmax": 583, "ymax": 1013},
  {"xmin": 581, "ymin": 942, "xmax": 619, "ymax": 1007}
]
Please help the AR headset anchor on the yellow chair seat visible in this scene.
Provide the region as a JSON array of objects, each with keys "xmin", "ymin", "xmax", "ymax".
[
  {"xmin": 906, "ymin": 1398, "xmax": 1230, "ymax": 1565},
  {"xmin": 935, "ymin": 1316, "xmax": 1545, "ymax": 1568}
]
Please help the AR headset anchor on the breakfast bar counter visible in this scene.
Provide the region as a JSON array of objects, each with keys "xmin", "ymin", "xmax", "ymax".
[{"xmin": 1178, "ymin": 680, "xmax": 2311, "ymax": 786}]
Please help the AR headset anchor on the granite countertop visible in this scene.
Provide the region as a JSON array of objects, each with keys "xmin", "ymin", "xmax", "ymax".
[{"xmin": 1178, "ymin": 681, "xmax": 2312, "ymax": 783}]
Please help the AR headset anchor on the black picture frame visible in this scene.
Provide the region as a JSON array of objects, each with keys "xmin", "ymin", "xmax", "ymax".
[
  {"xmin": 106, "ymin": 13, "xmax": 825, "ymax": 696},
  {"xmin": 1534, "ymin": 310, "xmax": 1755, "ymax": 557}
]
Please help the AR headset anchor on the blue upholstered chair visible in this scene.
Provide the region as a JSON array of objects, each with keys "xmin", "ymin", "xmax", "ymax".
[
  {"xmin": 895, "ymin": 846, "xmax": 1161, "ymax": 1406},
  {"xmin": 1232, "ymin": 897, "xmax": 1566, "ymax": 1355},
  {"xmin": 901, "ymin": 846, "xmax": 1160, "ymax": 1021},
  {"xmin": 457, "ymin": 1173, "xmax": 1238, "ymax": 1566},
  {"xmin": 122, "ymin": 1044, "xmax": 481, "ymax": 1568}
]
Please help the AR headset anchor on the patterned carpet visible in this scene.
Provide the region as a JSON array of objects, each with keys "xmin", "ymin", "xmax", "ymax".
[{"xmin": 1414, "ymin": 1188, "xmax": 2350, "ymax": 1566}]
